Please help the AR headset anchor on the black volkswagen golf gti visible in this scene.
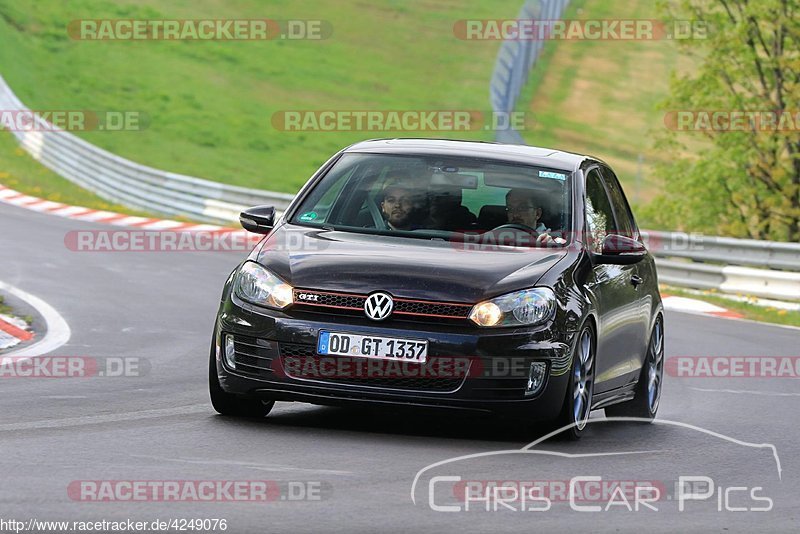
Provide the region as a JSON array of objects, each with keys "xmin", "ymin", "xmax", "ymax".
[{"xmin": 210, "ymin": 139, "xmax": 664, "ymax": 439}]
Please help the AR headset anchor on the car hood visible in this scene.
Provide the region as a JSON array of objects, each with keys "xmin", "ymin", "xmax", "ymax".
[{"xmin": 255, "ymin": 225, "xmax": 568, "ymax": 303}]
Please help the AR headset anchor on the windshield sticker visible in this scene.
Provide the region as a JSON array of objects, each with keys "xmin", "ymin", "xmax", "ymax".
[
  {"xmin": 299, "ymin": 211, "xmax": 318, "ymax": 222},
  {"xmin": 539, "ymin": 170, "xmax": 567, "ymax": 180}
]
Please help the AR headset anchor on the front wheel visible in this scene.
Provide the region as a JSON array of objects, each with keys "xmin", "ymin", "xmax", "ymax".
[
  {"xmin": 605, "ymin": 316, "xmax": 664, "ymax": 421},
  {"xmin": 209, "ymin": 340, "xmax": 275, "ymax": 418},
  {"xmin": 552, "ymin": 323, "xmax": 595, "ymax": 440}
]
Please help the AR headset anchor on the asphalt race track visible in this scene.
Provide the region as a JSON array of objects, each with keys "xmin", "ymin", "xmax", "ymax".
[{"xmin": 1, "ymin": 201, "xmax": 798, "ymax": 533}]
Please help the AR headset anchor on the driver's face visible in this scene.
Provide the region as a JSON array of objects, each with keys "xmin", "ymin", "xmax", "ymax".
[
  {"xmin": 381, "ymin": 187, "xmax": 418, "ymax": 228},
  {"xmin": 506, "ymin": 194, "xmax": 542, "ymax": 228}
]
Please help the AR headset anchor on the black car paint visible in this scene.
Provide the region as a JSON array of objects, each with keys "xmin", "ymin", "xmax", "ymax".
[{"xmin": 212, "ymin": 139, "xmax": 663, "ymax": 419}]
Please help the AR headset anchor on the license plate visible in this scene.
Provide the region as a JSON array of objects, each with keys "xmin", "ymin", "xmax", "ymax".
[{"xmin": 317, "ymin": 331, "xmax": 428, "ymax": 363}]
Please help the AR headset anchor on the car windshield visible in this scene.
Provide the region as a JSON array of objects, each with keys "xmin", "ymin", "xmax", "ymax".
[{"xmin": 290, "ymin": 153, "xmax": 572, "ymax": 248}]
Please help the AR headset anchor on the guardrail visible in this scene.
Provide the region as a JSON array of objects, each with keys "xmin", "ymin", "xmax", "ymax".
[
  {"xmin": 644, "ymin": 232, "xmax": 800, "ymax": 302},
  {"xmin": 654, "ymin": 259, "xmax": 800, "ymax": 302},
  {"xmin": 0, "ymin": 75, "xmax": 294, "ymax": 224},
  {"xmin": 644, "ymin": 230, "xmax": 800, "ymax": 271},
  {"xmin": 490, "ymin": 0, "xmax": 570, "ymax": 144}
]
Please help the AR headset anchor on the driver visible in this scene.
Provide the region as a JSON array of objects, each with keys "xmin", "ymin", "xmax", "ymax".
[
  {"xmin": 380, "ymin": 174, "xmax": 428, "ymax": 230},
  {"xmin": 505, "ymin": 188, "xmax": 550, "ymax": 233},
  {"xmin": 504, "ymin": 188, "xmax": 559, "ymax": 246}
]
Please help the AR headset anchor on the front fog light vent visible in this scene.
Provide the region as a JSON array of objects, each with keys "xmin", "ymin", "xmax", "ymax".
[
  {"xmin": 525, "ymin": 362, "xmax": 547, "ymax": 396},
  {"xmin": 224, "ymin": 334, "xmax": 236, "ymax": 370}
]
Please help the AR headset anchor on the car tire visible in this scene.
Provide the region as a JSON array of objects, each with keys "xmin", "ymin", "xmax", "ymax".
[
  {"xmin": 604, "ymin": 316, "xmax": 664, "ymax": 422},
  {"xmin": 209, "ymin": 339, "xmax": 275, "ymax": 418},
  {"xmin": 552, "ymin": 322, "xmax": 595, "ymax": 441}
]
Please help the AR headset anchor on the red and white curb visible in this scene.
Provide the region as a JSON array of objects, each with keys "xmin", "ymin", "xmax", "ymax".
[
  {"xmin": 0, "ymin": 184, "xmax": 240, "ymax": 234},
  {"xmin": 0, "ymin": 280, "xmax": 71, "ymax": 361},
  {"xmin": 662, "ymin": 294, "xmax": 743, "ymax": 320},
  {"xmin": 0, "ymin": 313, "xmax": 33, "ymax": 350}
]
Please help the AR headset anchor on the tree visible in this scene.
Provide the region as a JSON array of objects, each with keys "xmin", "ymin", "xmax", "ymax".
[{"xmin": 649, "ymin": 0, "xmax": 800, "ymax": 241}]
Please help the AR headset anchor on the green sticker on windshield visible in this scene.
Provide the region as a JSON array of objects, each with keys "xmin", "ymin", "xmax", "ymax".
[
  {"xmin": 299, "ymin": 211, "xmax": 318, "ymax": 222},
  {"xmin": 539, "ymin": 170, "xmax": 567, "ymax": 180}
]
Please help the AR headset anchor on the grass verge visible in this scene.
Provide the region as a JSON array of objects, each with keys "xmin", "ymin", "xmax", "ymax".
[
  {"xmin": 0, "ymin": 295, "xmax": 33, "ymax": 326},
  {"xmin": 0, "ymin": 129, "xmax": 156, "ymax": 216},
  {"xmin": 661, "ymin": 285, "xmax": 800, "ymax": 328},
  {"xmin": 517, "ymin": 0, "xmax": 702, "ymax": 211}
]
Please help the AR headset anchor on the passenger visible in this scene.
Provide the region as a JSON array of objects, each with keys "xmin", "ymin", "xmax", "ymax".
[{"xmin": 380, "ymin": 174, "xmax": 428, "ymax": 231}]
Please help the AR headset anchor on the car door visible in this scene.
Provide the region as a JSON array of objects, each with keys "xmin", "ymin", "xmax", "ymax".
[
  {"xmin": 583, "ymin": 167, "xmax": 643, "ymax": 392},
  {"xmin": 599, "ymin": 165, "xmax": 652, "ymax": 373}
]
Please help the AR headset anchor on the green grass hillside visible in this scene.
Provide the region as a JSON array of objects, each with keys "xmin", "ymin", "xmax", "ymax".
[
  {"xmin": 518, "ymin": 0, "xmax": 697, "ymax": 207},
  {"xmin": 0, "ymin": 0, "xmax": 520, "ymax": 194}
]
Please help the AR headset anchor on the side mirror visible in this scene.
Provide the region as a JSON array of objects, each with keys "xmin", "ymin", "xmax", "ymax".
[
  {"xmin": 240, "ymin": 205, "xmax": 276, "ymax": 234},
  {"xmin": 595, "ymin": 234, "xmax": 647, "ymax": 265}
]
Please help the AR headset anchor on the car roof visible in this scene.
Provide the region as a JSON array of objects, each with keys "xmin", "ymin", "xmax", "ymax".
[{"xmin": 344, "ymin": 138, "xmax": 599, "ymax": 172}]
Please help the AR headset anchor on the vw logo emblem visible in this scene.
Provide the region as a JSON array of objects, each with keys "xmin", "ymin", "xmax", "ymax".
[{"xmin": 364, "ymin": 292, "xmax": 394, "ymax": 321}]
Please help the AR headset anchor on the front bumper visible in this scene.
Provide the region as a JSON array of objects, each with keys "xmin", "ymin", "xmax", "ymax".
[{"xmin": 214, "ymin": 293, "xmax": 576, "ymax": 419}]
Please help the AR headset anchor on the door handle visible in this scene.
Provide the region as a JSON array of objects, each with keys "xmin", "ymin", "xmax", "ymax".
[{"xmin": 631, "ymin": 275, "xmax": 644, "ymax": 288}]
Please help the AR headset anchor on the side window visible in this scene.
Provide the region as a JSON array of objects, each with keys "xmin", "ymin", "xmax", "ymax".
[
  {"xmin": 601, "ymin": 167, "xmax": 637, "ymax": 239},
  {"xmin": 584, "ymin": 168, "xmax": 616, "ymax": 254},
  {"xmin": 295, "ymin": 162, "xmax": 360, "ymax": 225},
  {"xmin": 313, "ymin": 172, "xmax": 349, "ymax": 220}
]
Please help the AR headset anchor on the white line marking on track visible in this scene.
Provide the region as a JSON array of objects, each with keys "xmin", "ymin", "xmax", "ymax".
[
  {"xmin": 49, "ymin": 206, "xmax": 92, "ymax": 217},
  {"xmin": 129, "ymin": 454, "xmax": 354, "ymax": 475},
  {"xmin": 0, "ymin": 280, "xmax": 71, "ymax": 361},
  {"xmin": 27, "ymin": 200, "xmax": 66, "ymax": 211},
  {"xmin": 9, "ymin": 195, "xmax": 43, "ymax": 206},
  {"xmin": 73, "ymin": 210, "xmax": 124, "ymax": 222},
  {"xmin": 139, "ymin": 220, "xmax": 189, "ymax": 230},
  {"xmin": 690, "ymin": 387, "xmax": 800, "ymax": 397},
  {"xmin": 110, "ymin": 216, "xmax": 154, "ymax": 226},
  {"xmin": 0, "ymin": 404, "xmax": 209, "ymax": 432}
]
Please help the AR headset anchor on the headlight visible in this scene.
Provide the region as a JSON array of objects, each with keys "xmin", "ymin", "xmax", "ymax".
[
  {"xmin": 469, "ymin": 288, "xmax": 556, "ymax": 327},
  {"xmin": 234, "ymin": 261, "xmax": 294, "ymax": 309}
]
